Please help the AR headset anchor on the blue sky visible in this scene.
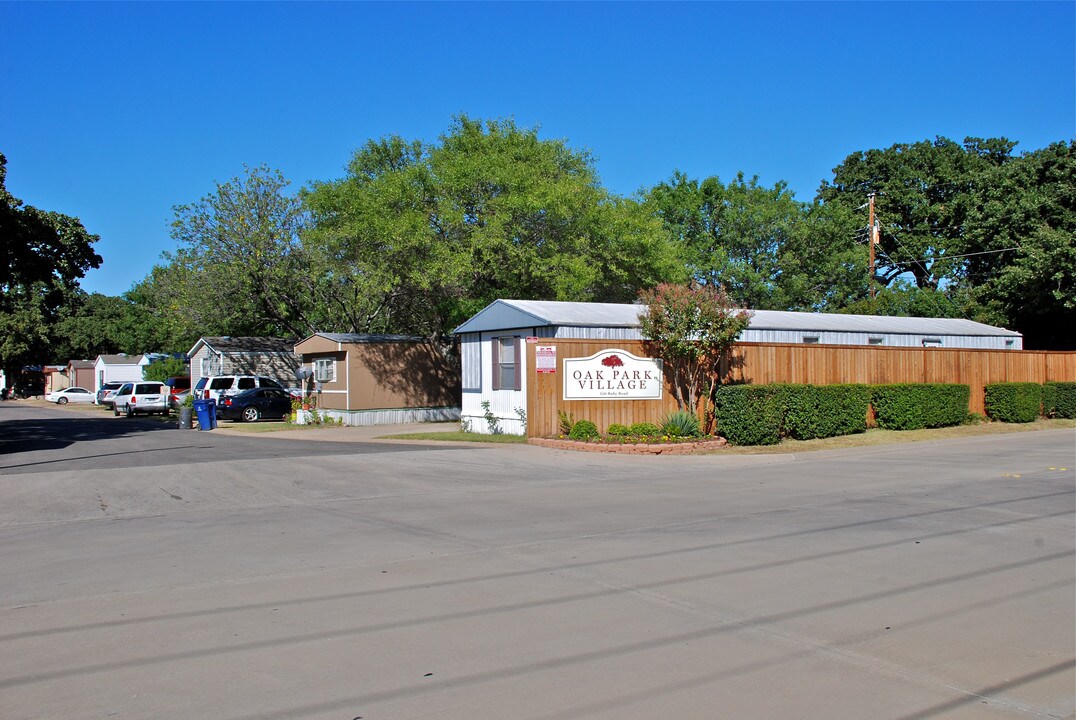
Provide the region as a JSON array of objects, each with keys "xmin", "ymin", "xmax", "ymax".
[{"xmin": 3, "ymin": 1, "xmax": 1073, "ymax": 297}]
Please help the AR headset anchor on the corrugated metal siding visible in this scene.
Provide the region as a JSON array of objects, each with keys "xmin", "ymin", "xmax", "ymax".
[
  {"xmin": 740, "ymin": 329, "xmax": 1021, "ymax": 349},
  {"xmin": 553, "ymin": 326, "xmax": 644, "ymax": 340}
]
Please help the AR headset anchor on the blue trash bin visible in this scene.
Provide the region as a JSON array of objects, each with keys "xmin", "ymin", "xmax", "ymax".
[{"xmin": 193, "ymin": 399, "xmax": 216, "ymax": 431}]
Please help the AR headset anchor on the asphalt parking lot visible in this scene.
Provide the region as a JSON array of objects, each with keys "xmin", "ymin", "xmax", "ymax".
[{"xmin": 1, "ymin": 400, "xmax": 1073, "ymax": 720}]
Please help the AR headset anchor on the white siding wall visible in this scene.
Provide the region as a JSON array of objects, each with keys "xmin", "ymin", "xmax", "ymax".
[{"xmin": 461, "ymin": 330, "xmax": 530, "ymax": 435}]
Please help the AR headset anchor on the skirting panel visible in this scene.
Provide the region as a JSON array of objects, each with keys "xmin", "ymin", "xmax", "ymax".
[{"xmin": 321, "ymin": 406, "xmax": 461, "ymax": 427}]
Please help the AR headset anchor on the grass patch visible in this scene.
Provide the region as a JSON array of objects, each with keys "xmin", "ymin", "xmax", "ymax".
[
  {"xmin": 709, "ymin": 417, "xmax": 1075, "ymax": 455},
  {"xmin": 215, "ymin": 421, "xmax": 309, "ymax": 433},
  {"xmin": 377, "ymin": 431, "xmax": 527, "ymax": 443}
]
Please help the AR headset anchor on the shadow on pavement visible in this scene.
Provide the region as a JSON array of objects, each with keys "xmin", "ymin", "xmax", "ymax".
[{"xmin": 0, "ymin": 414, "xmax": 174, "ymax": 456}]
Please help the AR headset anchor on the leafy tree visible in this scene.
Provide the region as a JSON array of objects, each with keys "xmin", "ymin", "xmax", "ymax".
[
  {"xmin": 142, "ymin": 356, "xmax": 189, "ymax": 382},
  {"xmin": 817, "ymin": 137, "xmax": 1016, "ymax": 291},
  {"xmin": 646, "ymin": 172, "xmax": 801, "ymax": 308},
  {"xmin": 0, "ymin": 152, "xmax": 102, "ymax": 371},
  {"xmin": 838, "ymin": 281, "xmax": 963, "ymax": 319},
  {"xmin": 51, "ymin": 291, "xmax": 174, "ymax": 362},
  {"xmin": 156, "ymin": 165, "xmax": 312, "ymax": 340},
  {"xmin": 962, "ymin": 141, "xmax": 1076, "ymax": 348},
  {"xmin": 303, "ymin": 116, "xmax": 686, "ymax": 346},
  {"xmin": 645, "ymin": 172, "xmax": 865, "ymax": 312},
  {"xmin": 638, "ymin": 283, "xmax": 752, "ymax": 415}
]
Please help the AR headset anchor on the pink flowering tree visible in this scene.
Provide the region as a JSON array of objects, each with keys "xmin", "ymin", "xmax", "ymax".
[{"xmin": 639, "ymin": 284, "xmax": 752, "ymax": 415}]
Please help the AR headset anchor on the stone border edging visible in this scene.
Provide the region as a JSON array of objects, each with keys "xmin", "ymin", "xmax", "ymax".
[{"xmin": 528, "ymin": 437, "xmax": 728, "ymax": 455}]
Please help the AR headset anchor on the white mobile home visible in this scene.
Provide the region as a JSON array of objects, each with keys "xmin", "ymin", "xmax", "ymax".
[
  {"xmin": 93, "ymin": 354, "xmax": 152, "ymax": 395},
  {"xmin": 454, "ymin": 299, "xmax": 1024, "ymax": 434}
]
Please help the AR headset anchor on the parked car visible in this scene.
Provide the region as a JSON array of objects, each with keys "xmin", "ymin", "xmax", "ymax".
[
  {"xmin": 193, "ymin": 376, "xmax": 285, "ymax": 406},
  {"xmin": 112, "ymin": 382, "xmax": 169, "ymax": 417},
  {"xmin": 46, "ymin": 386, "xmax": 95, "ymax": 404},
  {"xmin": 218, "ymin": 387, "xmax": 292, "ymax": 422},
  {"xmin": 164, "ymin": 376, "xmax": 191, "ymax": 405},
  {"xmin": 169, "ymin": 389, "xmax": 190, "ymax": 410},
  {"xmin": 96, "ymin": 381, "xmax": 127, "ymax": 407}
]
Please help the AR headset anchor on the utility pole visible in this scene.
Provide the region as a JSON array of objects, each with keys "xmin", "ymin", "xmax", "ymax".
[{"xmin": 867, "ymin": 192, "xmax": 878, "ymax": 300}]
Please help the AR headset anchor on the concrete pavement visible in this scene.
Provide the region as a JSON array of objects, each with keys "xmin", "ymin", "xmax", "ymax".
[{"xmin": 1, "ymin": 400, "xmax": 1073, "ymax": 719}]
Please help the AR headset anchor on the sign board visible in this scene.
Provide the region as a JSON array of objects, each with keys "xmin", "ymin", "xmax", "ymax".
[
  {"xmin": 563, "ymin": 349, "xmax": 663, "ymax": 400},
  {"xmin": 536, "ymin": 345, "xmax": 557, "ymax": 373},
  {"xmin": 525, "ymin": 336, "xmax": 539, "ymax": 344}
]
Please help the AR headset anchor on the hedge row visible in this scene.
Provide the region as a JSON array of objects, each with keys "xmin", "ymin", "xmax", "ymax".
[
  {"xmin": 712, "ymin": 384, "xmax": 872, "ymax": 446},
  {"xmin": 871, "ymin": 384, "xmax": 970, "ymax": 430},
  {"xmin": 986, "ymin": 381, "xmax": 1076, "ymax": 421},
  {"xmin": 1043, "ymin": 382, "xmax": 1076, "ymax": 419},
  {"xmin": 983, "ymin": 383, "xmax": 1041, "ymax": 423}
]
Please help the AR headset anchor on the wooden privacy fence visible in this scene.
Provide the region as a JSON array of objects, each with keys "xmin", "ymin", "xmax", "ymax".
[{"xmin": 525, "ymin": 339, "xmax": 1076, "ymax": 438}]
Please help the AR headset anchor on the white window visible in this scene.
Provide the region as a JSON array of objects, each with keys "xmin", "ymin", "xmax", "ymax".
[
  {"xmin": 868, "ymin": 337, "xmax": 884, "ymax": 346},
  {"xmin": 803, "ymin": 336, "xmax": 820, "ymax": 344},
  {"xmin": 922, "ymin": 338, "xmax": 942, "ymax": 348},
  {"xmin": 314, "ymin": 358, "xmax": 335, "ymax": 383},
  {"xmin": 492, "ymin": 337, "xmax": 520, "ymax": 391}
]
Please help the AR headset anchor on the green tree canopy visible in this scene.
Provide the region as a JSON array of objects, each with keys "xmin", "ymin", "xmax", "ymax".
[
  {"xmin": 0, "ymin": 152, "xmax": 102, "ymax": 370},
  {"xmin": 816, "ymin": 136, "xmax": 1016, "ymax": 291},
  {"xmin": 962, "ymin": 141, "xmax": 1076, "ymax": 348},
  {"xmin": 645, "ymin": 172, "xmax": 864, "ymax": 311},
  {"xmin": 303, "ymin": 116, "xmax": 686, "ymax": 345},
  {"xmin": 154, "ymin": 165, "xmax": 312, "ymax": 340}
]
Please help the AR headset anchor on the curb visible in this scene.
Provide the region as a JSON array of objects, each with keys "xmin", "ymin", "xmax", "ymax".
[{"xmin": 528, "ymin": 437, "xmax": 729, "ymax": 455}]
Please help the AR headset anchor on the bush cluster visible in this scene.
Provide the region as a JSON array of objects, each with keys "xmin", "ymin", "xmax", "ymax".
[
  {"xmin": 784, "ymin": 384, "xmax": 872, "ymax": 440},
  {"xmin": 984, "ymin": 382, "xmax": 1042, "ymax": 423},
  {"xmin": 1043, "ymin": 382, "xmax": 1076, "ymax": 419},
  {"xmin": 711, "ymin": 385, "xmax": 787, "ymax": 445},
  {"xmin": 568, "ymin": 419, "xmax": 599, "ymax": 440},
  {"xmin": 712, "ymin": 383, "xmax": 871, "ymax": 445},
  {"xmin": 871, "ymin": 384, "xmax": 970, "ymax": 430}
]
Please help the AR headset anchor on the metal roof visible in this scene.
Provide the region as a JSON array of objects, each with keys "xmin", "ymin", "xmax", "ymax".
[
  {"xmin": 303, "ymin": 333, "xmax": 426, "ymax": 344},
  {"xmin": 454, "ymin": 300, "xmax": 1021, "ymax": 337}
]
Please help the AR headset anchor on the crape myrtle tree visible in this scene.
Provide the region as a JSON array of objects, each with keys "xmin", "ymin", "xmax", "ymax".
[
  {"xmin": 0, "ymin": 152, "xmax": 102, "ymax": 372},
  {"xmin": 302, "ymin": 116, "xmax": 687, "ymax": 349},
  {"xmin": 639, "ymin": 283, "xmax": 751, "ymax": 422}
]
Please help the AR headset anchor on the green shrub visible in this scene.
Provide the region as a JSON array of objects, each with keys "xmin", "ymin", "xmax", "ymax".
[
  {"xmin": 568, "ymin": 419, "xmax": 599, "ymax": 440},
  {"xmin": 628, "ymin": 422, "xmax": 661, "ymax": 437},
  {"xmin": 784, "ymin": 384, "xmax": 871, "ymax": 440},
  {"xmin": 606, "ymin": 423, "xmax": 630, "ymax": 436},
  {"xmin": 984, "ymin": 382, "xmax": 1042, "ymax": 423},
  {"xmin": 1043, "ymin": 382, "xmax": 1076, "ymax": 419},
  {"xmin": 661, "ymin": 410, "xmax": 702, "ymax": 438},
  {"xmin": 871, "ymin": 384, "xmax": 970, "ymax": 430},
  {"xmin": 712, "ymin": 385, "xmax": 786, "ymax": 445}
]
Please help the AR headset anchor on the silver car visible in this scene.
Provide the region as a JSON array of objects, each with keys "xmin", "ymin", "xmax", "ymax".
[{"xmin": 113, "ymin": 382, "xmax": 169, "ymax": 417}]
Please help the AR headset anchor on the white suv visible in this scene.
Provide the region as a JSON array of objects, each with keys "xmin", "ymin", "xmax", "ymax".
[
  {"xmin": 113, "ymin": 382, "xmax": 169, "ymax": 417},
  {"xmin": 193, "ymin": 376, "xmax": 285, "ymax": 406}
]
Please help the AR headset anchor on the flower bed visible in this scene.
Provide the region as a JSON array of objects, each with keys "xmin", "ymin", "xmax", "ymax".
[{"xmin": 529, "ymin": 436, "xmax": 728, "ymax": 455}]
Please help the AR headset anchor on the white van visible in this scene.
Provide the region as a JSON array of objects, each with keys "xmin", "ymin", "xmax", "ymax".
[{"xmin": 193, "ymin": 376, "xmax": 285, "ymax": 407}]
